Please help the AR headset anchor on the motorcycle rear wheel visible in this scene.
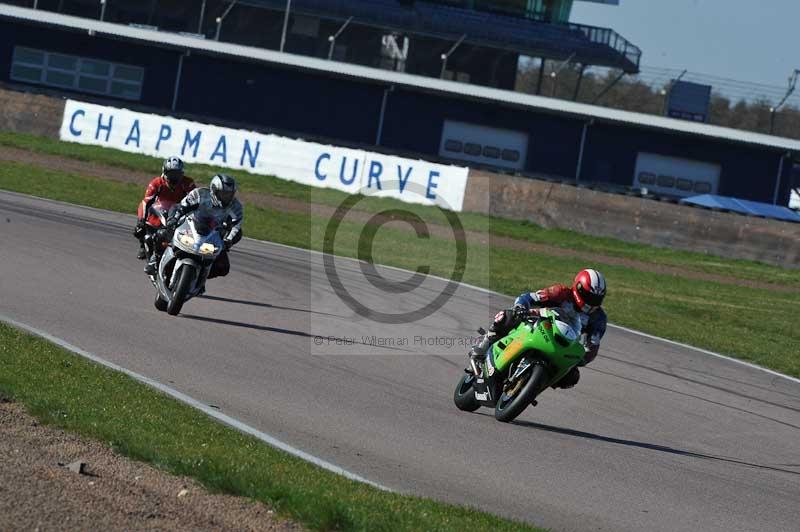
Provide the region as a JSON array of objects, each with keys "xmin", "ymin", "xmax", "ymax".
[
  {"xmin": 453, "ymin": 374, "xmax": 481, "ymax": 412},
  {"xmin": 167, "ymin": 265, "xmax": 195, "ymax": 316},
  {"xmin": 494, "ymin": 362, "xmax": 547, "ymax": 423}
]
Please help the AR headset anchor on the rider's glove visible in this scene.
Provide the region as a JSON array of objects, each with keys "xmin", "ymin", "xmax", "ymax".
[
  {"xmin": 512, "ymin": 305, "xmax": 529, "ymax": 321},
  {"xmin": 133, "ymin": 219, "xmax": 146, "ymax": 239},
  {"xmin": 165, "ymin": 216, "xmax": 178, "ymax": 231},
  {"xmin": 154, "ymin": 227, "xmax": 169, "ymax": 245}
]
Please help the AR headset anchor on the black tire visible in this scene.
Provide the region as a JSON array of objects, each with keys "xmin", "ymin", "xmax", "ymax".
[
  {"xmin": 167, "ymin": 265, "xmax": 195, "ymax": 316},
  {"xmin": 453, "ymin": 374, "xmax": 481, "ymax": 412},
  {"xmin": 154, "ymin": 294, "xmax": 168, "ymax": 312},
  {"xmin": 494, "ymin": 363, "xmax": 548, "ymax": 423}
]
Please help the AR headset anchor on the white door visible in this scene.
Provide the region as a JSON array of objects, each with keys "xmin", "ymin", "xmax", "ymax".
[
  {"xmin": 633, "ymin": 152, "xmax": 721, "ymax": 197},
  {"xmin": 439, "ymin": 120, "xmax": 528, "ymax": 171}
]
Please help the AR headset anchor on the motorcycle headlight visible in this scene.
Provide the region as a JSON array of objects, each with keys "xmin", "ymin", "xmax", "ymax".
[
  {"xmin": 178, "ymin": 232, "xmax": 195, "ymax": 246},
  {"xmin": 198, "ymin": 243, "xmax": 217, "ymax": 255}
]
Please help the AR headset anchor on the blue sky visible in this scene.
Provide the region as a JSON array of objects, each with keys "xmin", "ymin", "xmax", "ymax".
[{"xmin": 570, "ymin": 0, "xmax": 797, "ymax": 87}]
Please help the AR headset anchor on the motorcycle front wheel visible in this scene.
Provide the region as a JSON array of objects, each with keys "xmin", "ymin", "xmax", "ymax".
[
  {"xmin": 453, "ymin": 374, "xmax": 481, "ymax": 412},
  {"xmin": 494, "ymin": 362, "xmax": 547, "ymax": 423},
  {"xmin": 154, "ymin": 294, "xmax": 168, "ymax": 312},
  {"xmin": 167, "ymin": 265, "xmax": 195, "ymax": 316}
]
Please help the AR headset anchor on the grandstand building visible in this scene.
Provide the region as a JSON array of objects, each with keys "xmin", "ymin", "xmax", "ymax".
[
  {"xmin": 0, "ymin": 2, "xmax": 797, "ymax": 207},
  {"xmin": 6, "ymin": 0, "xmax": 640, "ymax": 92}
]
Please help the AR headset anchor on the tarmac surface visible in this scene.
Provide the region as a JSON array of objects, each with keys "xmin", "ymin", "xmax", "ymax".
[{"xmin": 1, "ymin": 190, "xmax": 798, "ymax": 532}]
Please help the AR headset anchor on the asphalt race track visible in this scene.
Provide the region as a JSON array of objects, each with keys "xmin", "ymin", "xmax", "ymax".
[{"xmin": 1, "ymin": 190, "xmax": 799, "ymax": 532}]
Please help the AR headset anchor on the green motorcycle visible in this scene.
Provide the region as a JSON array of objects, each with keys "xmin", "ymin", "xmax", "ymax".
[{"xmin": 453, "ymin": 308, "xmax": 586, "ymax": 423}]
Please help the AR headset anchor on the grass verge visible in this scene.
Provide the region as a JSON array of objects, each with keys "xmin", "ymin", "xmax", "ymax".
[
  {"xmin": 1, "ymin": 159, "xmax": 798, "ymax": 377},
  {"xmin": 0, "ymin": 322, "xmax": 541, "ymax": 531},
  {"xmin": 2, "ymin": 131, "xmax": 797, "ymax": 289}
]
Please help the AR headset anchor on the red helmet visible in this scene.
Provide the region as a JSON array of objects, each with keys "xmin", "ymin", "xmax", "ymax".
[{"xmin": 572, "ymin": 269, "xmax": 606, "ymax": 312}]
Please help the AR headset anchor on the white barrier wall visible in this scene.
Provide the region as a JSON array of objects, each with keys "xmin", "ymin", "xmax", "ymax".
[{"xmin": 59, "ymin": 100, "xmax": 469, "ymax": 211}]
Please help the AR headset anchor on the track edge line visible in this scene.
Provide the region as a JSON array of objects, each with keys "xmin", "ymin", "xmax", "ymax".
[{"xmin": 0, "ymin": 313, "xmax": 395, "ymax": 492}]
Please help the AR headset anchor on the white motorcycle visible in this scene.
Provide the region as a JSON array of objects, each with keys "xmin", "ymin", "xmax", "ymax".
[{"xmin": 147, "ymin": 206, "xmax": 225, "ymax": 315}]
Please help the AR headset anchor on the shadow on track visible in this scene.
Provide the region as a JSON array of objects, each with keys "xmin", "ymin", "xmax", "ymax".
[
  {"xmin": 508, "ymin": 417, "xmax": 800, "ymax": 477},
  {"xmin": 181, "ymin": 314, "xmax": 409, "ymax": 351},
  {"xmin": 199, "ymin": 294, "xmax": 341, "ymax": 318}
]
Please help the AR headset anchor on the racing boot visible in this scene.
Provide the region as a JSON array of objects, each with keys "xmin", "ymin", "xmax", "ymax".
[
  {"xmin": 467, "ymin": 333, "xmax": 494, "ymax": 374},
  {"xmin": 136, "ymin": 245, "xmax": 146, "ymax": 260},
  {"xmin": 144, "ymin": 255, "xmax": 158, "ymax": 276}
]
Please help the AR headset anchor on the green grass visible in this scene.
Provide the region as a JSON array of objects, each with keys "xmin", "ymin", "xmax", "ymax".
[
  {"xmin": 0, "ymin": 323, "xmax": 542, "ymax": 531},
  {"xmin": 1, "ymin": 160, "xmax": 798, "ymax": 377},
  {"xmin": 2, "ymin": 131, "xmax": 797, "ymax": 289}
]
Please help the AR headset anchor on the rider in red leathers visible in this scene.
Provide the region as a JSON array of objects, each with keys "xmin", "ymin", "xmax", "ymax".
[
  {"xmin": 469, "ymin": 269, "xmax": 608, "ymax": 389},
  {"xmin": 133, "ymin": 157, "xmax": 195, "ymax": 262}
]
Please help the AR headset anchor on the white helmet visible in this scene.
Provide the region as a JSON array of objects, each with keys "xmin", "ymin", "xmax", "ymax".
[{"xmin": 210, "ymin": 173, "xmax": 236, "ymax": 208}]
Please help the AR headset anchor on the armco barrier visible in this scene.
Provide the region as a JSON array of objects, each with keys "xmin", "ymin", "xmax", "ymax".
[
  {"xmin": 58, "ymin": 100, "xmax": 469, "ymax": 211},
  {"xmin": 464, "ymin": 169, "xmax": 800, "ymax": 268}
]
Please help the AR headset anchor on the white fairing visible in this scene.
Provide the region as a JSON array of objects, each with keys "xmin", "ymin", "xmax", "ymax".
[
  {"xmin": 543, "ymin": 307, "xmax": 582, "ymax": 342},
  {"xmin": 152, "ymin": 210, "xmax": 225, "ymax": 307},
  {"xmin": 554, "ymin": 319, "xmax": 579, "ymax": 341}
]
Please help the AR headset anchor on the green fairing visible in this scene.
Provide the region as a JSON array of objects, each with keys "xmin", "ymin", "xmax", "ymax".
[{"xmin": 489, "ymin": 308, "xmax": 586, "ymax": 386}]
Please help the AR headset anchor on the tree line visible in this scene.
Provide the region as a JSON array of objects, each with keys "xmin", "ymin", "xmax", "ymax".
[{"xmin": 515, "ymin": 64, "xmax": 800, "ymax": 140}]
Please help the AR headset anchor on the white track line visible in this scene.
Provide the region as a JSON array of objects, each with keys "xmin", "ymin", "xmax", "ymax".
[
  {"xmin": 0, "ymin": 314, "xmax": 393, "ymax": 491},
  {"xmin": 4, "ymin": 189, "xmax": 799, "ymax": 386}
]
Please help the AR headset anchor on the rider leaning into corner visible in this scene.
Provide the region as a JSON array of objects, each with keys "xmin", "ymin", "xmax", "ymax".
[
  {"xmin": 469, "ymin": 269, "xmax": 608, "ymax": 390},
  {"xmin": 152, "ymin": 173, "xmax": 244, "ymax": 290},
  {"xmin": 133, "ymin": 156, "xmax": 195, "ymax": 261}
]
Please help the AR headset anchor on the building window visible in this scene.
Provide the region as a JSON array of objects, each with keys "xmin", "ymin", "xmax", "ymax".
[
  {"xmin": 482, "ymin": 146, "xmax": 501, "ymax": 159},
  {"xmin": 444, "ymin": 139, "xmax": 464, "ymax": 153},
  {"xmin": 10, "ymin": 46, "xmax": 144, "ymax": 101},
  {"xmin": 637, "ymin": 171, "xmax": 656, "ymax": 185},
  {"xmin": 464, "ymin": 143, "xmax": 482, "ymax": 156},
  {"xmin": 502, "ymin": 149, "xmax": 520, "ymax": 162},
  {"xmin": 657, "ymin": 175, "xmax": 676, "ymax": 188}
]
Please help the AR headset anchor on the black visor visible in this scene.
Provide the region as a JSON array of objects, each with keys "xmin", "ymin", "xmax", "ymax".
[
  {"xmin": 217, "ymin": 189, "xmax": 235, "ymax": 206},
  {"xmin": 165, "ymin": 170, "xmax": 183, "ymax": 185},
  {"xmin": 579, "ymin": 285, "xmax": 604, "ymax": 307}
]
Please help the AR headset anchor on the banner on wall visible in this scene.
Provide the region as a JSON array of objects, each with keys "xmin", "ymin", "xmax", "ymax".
[{"xmin": 59, "ymin": 100, "xmax": 469, "ymax": 211}]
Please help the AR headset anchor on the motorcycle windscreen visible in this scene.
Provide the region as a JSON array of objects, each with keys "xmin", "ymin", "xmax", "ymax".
[{"xmin": 191, "ymin": 208, "xmax": 219, "ymax": 236}]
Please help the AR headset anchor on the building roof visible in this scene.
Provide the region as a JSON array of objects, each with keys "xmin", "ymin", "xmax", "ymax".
[
  {"xmin": 239, "ymin": 0, "xmax": 640, "ymax": 71},
  {"xmin": 2, "ymin": 3, "xmax": 799, "ymax": 153}
]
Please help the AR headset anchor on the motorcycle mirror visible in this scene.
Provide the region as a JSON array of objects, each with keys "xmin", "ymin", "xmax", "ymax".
[{"xmin": 477, "ymin": 327, "xmax": 486, "ymax": 335}]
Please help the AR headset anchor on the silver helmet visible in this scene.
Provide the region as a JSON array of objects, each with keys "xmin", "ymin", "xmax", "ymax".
[
  {"xmin": 210, "ymin": 173, "xmax": 237, "ymax": 207},
  {"xmin": 162, "ymin": 156, "xmax": 184, "ymax": 187}
]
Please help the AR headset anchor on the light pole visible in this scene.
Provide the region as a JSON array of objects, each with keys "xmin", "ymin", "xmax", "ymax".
[
  {"xmin": 548, "ymin": 52, "xmax": 575, "ymax": 97},
  {"xmin": 770, "ymin": 69, "xmax": 799, "ymax": 135},
  {"xmin": 280, "ymin": 0, "xmax": 292, "ymax": 52},
  {"xmin": 100, "ymin": 0, "xmax": 107, "ymax": 22},
  {"xmin": 440, "ymin": 34, "xmax": 466, "ymax": 79},
  {"xmin": 215, "ymin": 0, "xmax": 238, "ymax": 42},
  {"xmin": 197, "ymin": 0, "xmax": 207, "ymax": 35},
  {"xmin": 327, "ymin": 16, "xmax": 353, "ymax": 60}
]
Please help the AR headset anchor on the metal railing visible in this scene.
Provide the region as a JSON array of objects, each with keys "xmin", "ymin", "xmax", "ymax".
[{"xmin": 569, "ymin": 22, "xmax": 642, "ymax": 69}]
